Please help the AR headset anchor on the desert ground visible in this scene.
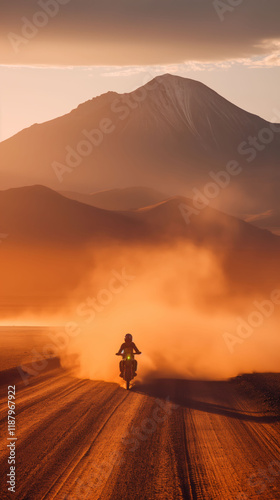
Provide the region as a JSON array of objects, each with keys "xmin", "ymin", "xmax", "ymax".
[{"xmin": 0, "ymin": 329, "xmax": 279, "ymax": 500}]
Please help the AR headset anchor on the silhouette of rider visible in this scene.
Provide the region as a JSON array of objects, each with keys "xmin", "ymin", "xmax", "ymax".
[{"xmin": 116, "ymin": 333, "xmax": 141, "ymax": 377}]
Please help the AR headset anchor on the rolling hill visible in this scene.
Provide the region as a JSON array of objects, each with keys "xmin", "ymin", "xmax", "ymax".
[{"xmin": 0, "ymin": 185, "xmax": 279, "ymax": 312}]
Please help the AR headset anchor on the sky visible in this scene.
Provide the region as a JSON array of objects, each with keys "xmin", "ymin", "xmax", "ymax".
[{"xmin": 0, "ymin": 0, "xmax": 279, "ymax": 141}]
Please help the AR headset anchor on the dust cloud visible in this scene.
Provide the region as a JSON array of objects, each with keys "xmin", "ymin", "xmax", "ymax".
[
  {"xmin": 53, "ymin": 242, "xmax": 280, "ymax": 382},
  {"xmin": 1, "ymin": 241, "xmax": 280, "ymax": 381}
]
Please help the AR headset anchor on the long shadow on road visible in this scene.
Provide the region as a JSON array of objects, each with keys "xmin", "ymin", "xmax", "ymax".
[{"xmin": 132, "ymin": 378, "xmax": 280, "ymax": 424}]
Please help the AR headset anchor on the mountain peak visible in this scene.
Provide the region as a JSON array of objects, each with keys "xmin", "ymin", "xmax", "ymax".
[
  {"xmin": 145, "ymin": 73, "xmax": 209, "ymax": 90},
  {"xmin": 136, "ymin": 72, "xmax": 266, "ymax": 143},
  {"xmin": 1, "ymin": 73, "xmax": 278, "ymax": 216}
]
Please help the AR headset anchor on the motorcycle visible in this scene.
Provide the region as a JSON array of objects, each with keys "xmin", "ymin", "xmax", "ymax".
[{"xmin": 116, "ymin": 352, "xmax": 141, "ymax": 390}]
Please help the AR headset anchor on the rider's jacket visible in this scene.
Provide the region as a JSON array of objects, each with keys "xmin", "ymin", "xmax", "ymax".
[{"xmin": 117, "ymin": 342, "xmax": 141, "ymax": 359}]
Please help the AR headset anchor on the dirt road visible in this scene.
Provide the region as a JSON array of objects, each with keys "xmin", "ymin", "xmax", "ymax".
[{"xmin": 0, "ymin": 367, "xmax": 279, "ymax": 499}]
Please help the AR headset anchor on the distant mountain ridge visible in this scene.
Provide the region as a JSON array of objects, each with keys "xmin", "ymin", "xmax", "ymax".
[
  {"xmin": 1, "ymin": 185, "xmax": 279, "ymax": 301},
  {"xmin": 1, "ymin": 74, "xmax": 279, "ymax": 215},
  {"xmin": 0, "ymin": 185, "xmax": 144, "ymax": 243},
  {"xmin": 0, "ymin": 185, "xmax": 279, "ymax": 249},
  {"xmin": 61, "ymin": 186, "xmax": 169, "ymax": 211}
]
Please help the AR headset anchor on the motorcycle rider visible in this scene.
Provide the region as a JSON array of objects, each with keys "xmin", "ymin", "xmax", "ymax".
[{"xmin": 116, "ymin": 333, "xmax": 141, "ymax": 377}]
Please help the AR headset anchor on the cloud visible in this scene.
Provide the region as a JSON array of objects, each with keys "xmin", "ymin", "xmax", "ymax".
[
  {"xmin": 99, "ymin": 51, "xmax": 279, "ymax": 80},
  {"xmin": 243, "ymin": 40, "xmax": 280, "ymax": 67},
  {"xmin": 0, "ymin": 0, "xmax": 279, "ymax": 66}
]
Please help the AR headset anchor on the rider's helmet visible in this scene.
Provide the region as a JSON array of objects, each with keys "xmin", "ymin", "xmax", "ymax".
[{"xmin": 125, "ymin": 333, "xmax": 133, "ymax": 342}]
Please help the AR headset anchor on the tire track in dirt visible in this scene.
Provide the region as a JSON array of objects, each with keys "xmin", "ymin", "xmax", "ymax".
[{"xmin": 0, "ymin": 372, "xmax": 280, "ymax": 499}]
